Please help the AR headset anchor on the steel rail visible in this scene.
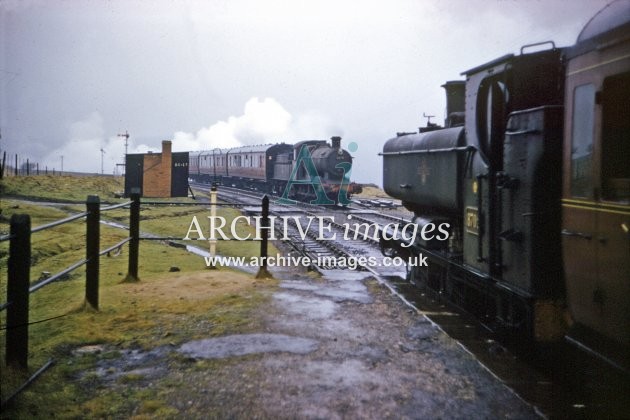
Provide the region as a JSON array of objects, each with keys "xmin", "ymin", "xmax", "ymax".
[{"xmin": 140, "ymin": 201, "xmax": 257, "ymax": 207}]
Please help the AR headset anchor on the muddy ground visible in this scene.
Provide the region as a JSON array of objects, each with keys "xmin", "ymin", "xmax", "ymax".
[{"xmin": 75, "ymin": 266, "xmax": 540, "ymax": 419}]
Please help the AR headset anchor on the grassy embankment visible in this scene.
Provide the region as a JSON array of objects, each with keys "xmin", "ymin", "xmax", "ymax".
[{"xmin": 0, "ymin": 175, "xmax": 277, "ymax": 417}]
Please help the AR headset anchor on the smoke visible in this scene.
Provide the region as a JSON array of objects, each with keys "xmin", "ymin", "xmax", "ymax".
[
  {"xmin": 43, "ymin": 97, "xmax": 340, "ymax": 173},
  {"xmin": 42, "ymin": 111, "xmax": 107, "ymax": 173},
  {"xmin": 42, "ymin": 111, "xmax": 143, "ymax": 174},
  {"xmin": 171, "ymin": 97, "xmax": 341, "ymax": 152}
]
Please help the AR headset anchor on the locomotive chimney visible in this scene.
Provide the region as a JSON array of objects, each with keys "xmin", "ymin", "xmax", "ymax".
[
  {"xmin": 331, "ymin": 136, "xmax": 341, "ymax": 149},
  {"xmin": 441, "ymin": 80, "xmax": 466, "ymax": 127}
]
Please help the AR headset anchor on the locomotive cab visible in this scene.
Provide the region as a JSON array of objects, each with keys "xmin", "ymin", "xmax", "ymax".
[{"xmin": 461, "ymin": 47, "xmax": 565, "ymax": 278}]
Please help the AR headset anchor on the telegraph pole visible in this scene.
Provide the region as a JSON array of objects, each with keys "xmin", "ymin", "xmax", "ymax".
[
  {"xmin": 60, "ymin": 155, "xmax": 64, "ymax": 174},
  {"xmin": 100, "ymin": 148, "xmax": 106, "ymax": 174}
]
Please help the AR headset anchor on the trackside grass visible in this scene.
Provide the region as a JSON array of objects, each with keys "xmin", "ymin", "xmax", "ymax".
[{"xmin": 0, "ymin": 176, "xmax": 277, "ymax": 417}]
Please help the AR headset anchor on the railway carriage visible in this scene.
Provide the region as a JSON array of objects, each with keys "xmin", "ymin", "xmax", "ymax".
[
  {"xmin": 561, "ymin": 2, "xmax": 630, "ymax": 364},
  {"xmin": 225, "ymin": 144, "xmax": 293, "ymax": 190},
  {"xmin": 190, "ymin": 150, "xmax": 228, "ymax": 183},
  {"xmin": 188, "ymin": 137, "xmax": 361, "ymax": 204}
]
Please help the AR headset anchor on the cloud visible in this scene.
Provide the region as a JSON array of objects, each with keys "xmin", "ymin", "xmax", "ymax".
[
  {"xmin": 43, "ymin": 111, "xmax": 145, "ymax": 174},
  {"xmin": 43, "ymin": 111, "xmax": 105, "ymax": 173},
  {"xmin": 0, "ymin": 0, "xmax": 38, "ymax": 12},
  {"xmin": 9, "ymin": 1, "xmax": 607, "ymax": 184},
  {"xmin": 42, "ymin": 98, "xmax": 341, "ymax": 173},
  {"xmin": 171, "ymin": 97, "xmax": 340, "ymax": 152}
]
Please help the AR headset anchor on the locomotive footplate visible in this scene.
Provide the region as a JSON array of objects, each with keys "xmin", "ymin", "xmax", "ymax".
[{"xmin": 402, "ymin": 246, "xmax": 567, "ymax": 342}]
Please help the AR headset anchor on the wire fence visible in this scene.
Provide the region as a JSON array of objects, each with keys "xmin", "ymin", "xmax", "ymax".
[
  {"xmin": 0, "ymin": 188, "xmax": 270, "ymax": 408},
  {"xmin": 0, "ymin": 151, "xmax": 62, "ymax": 178}
]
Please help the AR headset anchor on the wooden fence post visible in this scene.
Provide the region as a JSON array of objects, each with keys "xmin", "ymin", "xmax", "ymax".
[
  {"xmin": 256, "ymin": 195, "xmax": 272, "ymax": 279},
  {"xmin": 208, "ymin": 183, "xmax": 218, "ymax": 269},
  {"xmin": 1, "ymin": 151, "xmax": 6, "ymax": 179},
  {"xmin": 85, "ymin": 195, "xmax": 100, "ymax": 309},
  {"xmin": 6, "ymin": 214, "xmax": 31, "ymax": 369},
  {"xmin": 126, "ymin": 188, "xmax": 140, "ymax": 281}
]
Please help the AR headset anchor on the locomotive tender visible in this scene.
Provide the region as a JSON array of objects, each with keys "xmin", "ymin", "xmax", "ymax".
[
  {"xmin": 381, "ymin": 0, "xmax": 630, "ymax": 368},
  {"xmin": 188, "ymin": 136, "xmax": 362, "ymax": 204}
]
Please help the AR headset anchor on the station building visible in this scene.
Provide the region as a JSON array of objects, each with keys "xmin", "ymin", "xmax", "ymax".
[{"xmin": 124, "ymin": 140, "xmax": 189, "ymax": 197}]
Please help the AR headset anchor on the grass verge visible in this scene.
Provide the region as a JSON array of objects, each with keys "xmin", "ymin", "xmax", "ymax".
[
  {"xmin": 0, "ymin": 177, "xmax": 278, "ymax": 417},
  {"xmin": 0, "ymin": 174, "xmax": 125, "ymax": 203}
]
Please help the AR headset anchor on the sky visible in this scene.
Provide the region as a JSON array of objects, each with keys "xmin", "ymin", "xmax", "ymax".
[{"xmin": 0, "ymin": 0, "xmax": 610, "ymax": 185}]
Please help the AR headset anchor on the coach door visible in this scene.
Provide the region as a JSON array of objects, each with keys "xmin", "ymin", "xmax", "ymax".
[
  {"xmin": 562, "ymin": 80, "xmax": 599, "ymax": 338},
  {"xmin": 563, "ymin": 65, "xmax": 630, "ymax": 349},
  {"xmin": 595, "ymin": 70, "xmax": 630, "ymax": 347}
]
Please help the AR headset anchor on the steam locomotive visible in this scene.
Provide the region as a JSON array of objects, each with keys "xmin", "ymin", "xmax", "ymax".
[
  {"xmin": 188, "ymin": 137, "xmax": 362, "ymax": 204},
  {"xmin": 381, "ymin": 0, "xmax": 630, "ymax": 369}
]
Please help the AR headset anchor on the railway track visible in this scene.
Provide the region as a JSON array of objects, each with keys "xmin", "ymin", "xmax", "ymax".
[
  {"xmin": 191, "ymin": 182, "xmax": 409, "ymax": 275},
  {"xmin": 188, "ymin": 182, "xmax": 630, "ymax": 417}
]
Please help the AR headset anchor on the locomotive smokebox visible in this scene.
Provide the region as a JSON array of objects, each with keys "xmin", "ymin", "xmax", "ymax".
[
  {"xmin": 331, "ymin": 136, "xmax": 341, "ymax": 149},
  {"xmin": 381, "ymin": 127, "xmax": 466, "ymax": 214}
]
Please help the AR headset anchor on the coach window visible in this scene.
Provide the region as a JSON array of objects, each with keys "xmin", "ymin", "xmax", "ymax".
[
  {"xmin": 601, "ymin": 71, "xmax": 630, "ymax": 202},
  {"xmin": 570, "ymin": 83, "xmax": 595, "ymax": 198}
]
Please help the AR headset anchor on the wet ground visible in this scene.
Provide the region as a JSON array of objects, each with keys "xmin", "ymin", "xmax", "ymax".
[
  {"xmin": 387, "ymin": 275, "xmax": 630, "ymax": 419},
  {"xmin": 77, "ymin": 267, "xmax": 541, "ymax": 418}
]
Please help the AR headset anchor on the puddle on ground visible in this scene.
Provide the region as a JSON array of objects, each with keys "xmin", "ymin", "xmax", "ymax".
[
  {"xmin": 76, "ymin": 345, "xmax": 170, "ymax": 382},
  {"xmin": 280, "ymin": 280, "xmax": 372, "ymax": 304},
  {"xmin": 294, "ymin": 358, "xmax": 382, "ymax": 387},
  {"xmin": 179, "ymin": 333, "xmax": 319, "ymax": 359},
  {"xmin": 406, "ymin": 319, "xmax": 440, "ymax": 341},
  {"xmin": 269, "ymin": 316, "xmax": 363, "ymax": 341},
  {"xmin": 273, "ymin": 292, "xmax": 337, "ymax": 319},
  {"xmin": 318, "ymin": 270, "xmax": 373, "ymax": 282},
  {"xmin": 279, "ymin": 281, "xmax": 320, "ymax": 292},
  {"xmin": 279, "ymin": 270, "xmax": 374, "ymax": 304},
  {"xmin": 354, "ymin": 345, "xmax": 390, "ymax": 365},
  {"xmin": 313, "ymin": 285, "xmax": 372, "ymax": 304}
]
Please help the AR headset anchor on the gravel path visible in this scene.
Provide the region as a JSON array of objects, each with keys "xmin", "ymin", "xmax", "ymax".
[{"xmin": 81, "ymin": 267, "xmax": 540, "ymax": 418}]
